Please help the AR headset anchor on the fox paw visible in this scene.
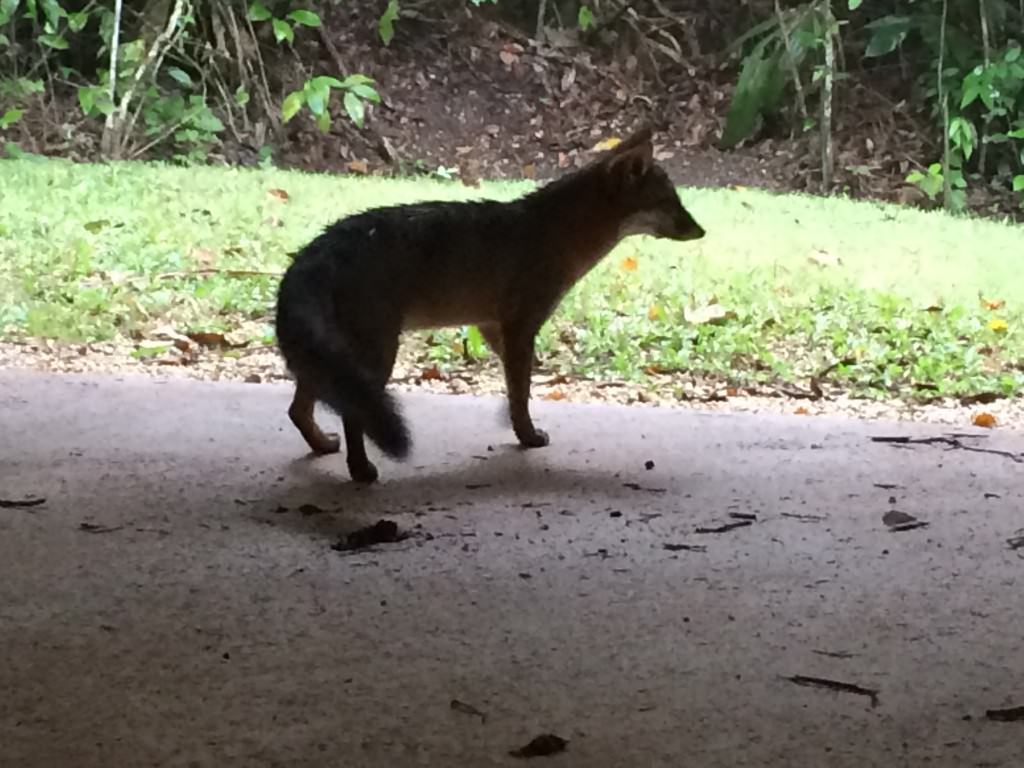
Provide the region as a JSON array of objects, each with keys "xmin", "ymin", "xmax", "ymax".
[
  {"xmin": 348, "ymin": 459, "xmax": 379, "ymax": 484},
  {"xmin": 311, "ymin": 432, "xmax": 341, "ymax": 455},
  {"xmin": 516, "ymin": 428, "xmax": 550, "ymax": 449}
]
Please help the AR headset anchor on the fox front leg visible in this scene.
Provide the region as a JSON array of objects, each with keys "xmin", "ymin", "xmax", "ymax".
[{"xmin": 497, "ymin": 323, "xmax": 549, "ymax": 449}]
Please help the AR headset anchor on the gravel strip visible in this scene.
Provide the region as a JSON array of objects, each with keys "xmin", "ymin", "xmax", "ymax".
[{"xmin": 2, "ymin": 339, "xmax": 1020, "ymax": 430}]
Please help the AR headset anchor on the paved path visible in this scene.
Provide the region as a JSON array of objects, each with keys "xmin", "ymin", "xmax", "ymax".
[{"xmin": 1, "ymin": 370, "xmax": 1022, "ymax": 767}]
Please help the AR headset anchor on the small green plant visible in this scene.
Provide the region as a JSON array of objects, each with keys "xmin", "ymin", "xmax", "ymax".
[
  {"xmin": 281, "ymin": 74, "xmax": 381, "ymax": 131},
  {"xmin": 247, "ymin": 1, "xmax": 322, "ymax": 45},
  {"xmin": 378, "ymin": 0, "xmax": 400, "ymax": 46},
  {"xmin": 245, "ymin": 3, "xmax": 381, "ymax": 131},
  {"xmin": 905, "ymin": 162, "xmax": 945, "ymax": 199},
  {"xmin": 142, "ymin": 92, "xmax": 225, "ymax": 163},
  {"xmin": 578, "ymin": 5, "xmax": 595, "ymax": 31},
  {"xmin": 906, "ymin": 161, "xmax": 967, "ymax": 208}
]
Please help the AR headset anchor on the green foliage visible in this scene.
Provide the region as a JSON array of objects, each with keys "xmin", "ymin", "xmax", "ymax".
[
  {"xmin": 578, "ymin": 5, "xmax": 594, "ymax": 31},
  {"xmin": 282, "ymin": 74, "xmax": 381, "ymax": 131},
  {"xmin": 906, "ymin": 162, "xmax": 945, "ymax": 198},
  {"xmin": 378, "ymin": 0, "xmax": 399, "ymax": 46},
  {"xmin": 248, "ymin": 1, "xmax": 321, "ymax": 44},
  {"xmin": 726, "ymin": 0, "xmax": 1024, "ymax": 208},
  {"xmin": 906, "ymin": 161, "xmax": 967, "ymax": 208},
  {"xmin": 0, "ymin": 0, "xmax": 379, "ymax": 163},
  {"xmin": 378, "ymin": 0, "xmax": 496, "ymax": 47},
  {"xmin": 142, "ymin": 92, "xmax": 225, "ymax": 163},
  {"xmin": 721, "ymin": 3, "xmax": 835, "ymax": 149},
  {"xmin": 862, "ymin": 15, "xmax": 912, "ymax": 58},
  {"xmin": 0, "ymin": 107, "xmax": 22, "ymax": 127}
]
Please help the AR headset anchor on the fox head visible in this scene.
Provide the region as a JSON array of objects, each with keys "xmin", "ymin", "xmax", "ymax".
[{"xmin": 600, "ymin": 126, "xmax": 705, "ymax": 243}]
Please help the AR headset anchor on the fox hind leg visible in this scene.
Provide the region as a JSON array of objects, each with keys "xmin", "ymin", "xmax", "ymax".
[{"xmin": 288, "ymin": 380, "xmax": 341, "ymax": 455}]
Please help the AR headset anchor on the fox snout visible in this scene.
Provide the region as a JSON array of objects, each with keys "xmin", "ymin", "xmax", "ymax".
[{"xmin": 668, "ymin": 210, "xmax": 705, "ymax": 242}]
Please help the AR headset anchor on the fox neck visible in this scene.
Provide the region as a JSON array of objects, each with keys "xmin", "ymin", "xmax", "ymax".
[{"xmin": 526, "ymin": 165, "xmax": 632, "ymax": 279}]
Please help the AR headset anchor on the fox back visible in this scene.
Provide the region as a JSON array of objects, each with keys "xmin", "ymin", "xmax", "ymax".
[{"xmin": 284, "ymin": 127, "xmax": 703, "ymax": 334}]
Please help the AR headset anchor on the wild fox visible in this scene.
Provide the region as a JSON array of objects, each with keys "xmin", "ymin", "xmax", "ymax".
[{"xmin": 275, "ymin": 126, "xmax": 705, "ymax": 482}]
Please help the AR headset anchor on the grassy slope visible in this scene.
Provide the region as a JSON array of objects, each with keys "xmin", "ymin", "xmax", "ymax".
[{"xmin": 1, "ymin": 157, "xmax": 1022, "ymax": 399}]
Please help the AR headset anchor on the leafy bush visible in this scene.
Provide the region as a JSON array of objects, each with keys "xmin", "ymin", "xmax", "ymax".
[{"xmin": 0, "ymin": 0, "xmax": 381, "ymax": 162}]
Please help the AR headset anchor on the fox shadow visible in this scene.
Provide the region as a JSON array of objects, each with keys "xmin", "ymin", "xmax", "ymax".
[{"xmin": 258, "ymin": 438, "xmax": 680, "ymax": 542}]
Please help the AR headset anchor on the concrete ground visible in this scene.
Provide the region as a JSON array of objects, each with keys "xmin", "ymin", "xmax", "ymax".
[{"xmin": 1, "ymin": 369, "xmax": 1022, "ymax": 768}]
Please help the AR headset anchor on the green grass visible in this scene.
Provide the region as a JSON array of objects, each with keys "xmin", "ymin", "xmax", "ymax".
[{"xmin": 1, "ymin": 156, "xmax": 1022, "ymax": 401}]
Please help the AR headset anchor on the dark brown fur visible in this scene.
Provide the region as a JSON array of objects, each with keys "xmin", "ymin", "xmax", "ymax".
[{"xmin": 275, "ymin": 127, "xmax": 705, "ymax": 482}]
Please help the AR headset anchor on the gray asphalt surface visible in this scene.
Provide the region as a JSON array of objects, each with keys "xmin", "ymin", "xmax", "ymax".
[{"xmin": 1, "ymin": 369, "xmax": 1023, "ymax": 768}]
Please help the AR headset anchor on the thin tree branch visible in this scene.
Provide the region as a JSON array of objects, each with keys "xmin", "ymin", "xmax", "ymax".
[{"xmin": 100, "ymin": 0, "xmax": 123, "ymax": 158}]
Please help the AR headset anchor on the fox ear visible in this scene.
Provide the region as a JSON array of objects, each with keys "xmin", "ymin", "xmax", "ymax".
[
  {"xmin": 605, "ymin": 135, "xmax": 654, "ymax": 190},
  {"xmin": 610, "ymin": 125, "xmax": 654, "ymax": 155}
]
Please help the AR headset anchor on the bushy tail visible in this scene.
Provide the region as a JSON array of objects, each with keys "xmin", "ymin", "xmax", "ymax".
[{"xmin": 275, "ymin": 266, "xmax": 411, "ymax": 459}]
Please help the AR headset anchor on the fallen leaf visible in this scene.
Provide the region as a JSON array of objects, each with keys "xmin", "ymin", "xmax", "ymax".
[
  {"xmin": 986, "ymin": 705, "xmax": 1024, "ymax": 722},
  {"xmin": 187, "ymin": 331, "xmax": 230, "ymax": 348},
  {"xmin": 620, "ymin": 255, "xmax": 638, "ymax": 272},
  {"xmin": 79, "ymin": 522, "xmax": 124, "ymax": 534},
  {"xmin": 83, "ymin": 219, "xmax": 112, "ymax": 233},
  {"xmin": 0, "ymin": 497, "xmax": 45, "ymax": 509},
  {"xmin": 267, "ymin": 188, "xmax": 289, "ymax": 201},
  {"xmin": 450, "ymin": 699, "xmax": 487, "ymax": 722},
  {"xmin": 987, "ymin": 318, "xmax": 1008, "ymax": 333},
  {"xmin": 498, "ymin": 49, "xmax": 519, "ymax": 67},
  {"xmin": 151, "ymin": 326, "xmax": 192, "ymax": 351},
  {"xmin": 420, "ymin": 365, "xmax": 442, "ymax": 381},
  {"xmin": 224, "ymin": 329, "xmax": 251, "ymax": 347},
  {"xmin": 509, "ymin": 734, "xmax": 568, "ymax": 759},
  {"xmin": 331, "ymin": 519, "xmax": 406, "ymax": 552},
  {"xmin": 593, "ymin": 137, "xmax": 622, "ymax": 152},
  {"xmin": 684, "ymin": 303, "xmax": 735, "ymax": 325},
  {"xmin": 883, "ymin": 510, "xmax": 917, "ymax": 527},
  {"xmin": 647, "ymin": 304, "xmax": 662, "ymax": 321},
  {"xmin": 663, "ymin": 542, "xmax": 706, "ymax": 552},
  {"xmin": 135, "ymin": 340, "xmax": 172, "ymax": 353},
  {"xmin": 560, "ymin": 68, "xmax": 576, "ymax": 91},
  {"xmin": 972, "ymin": 411, "xmax": 998, "ymax": 428},
  {"xmin": 557, "ymin": 151, "xmax": 570, "ymax": 168},
  {"xmin": 347, "ymin": 159, "xmax": 369, "ymax": 174}
]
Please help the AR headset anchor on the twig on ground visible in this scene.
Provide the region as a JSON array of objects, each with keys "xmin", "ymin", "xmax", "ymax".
[
  {"xmin": 785, "ymin": 674, "xmax": 880, "ymax": 707},
  {"xmin": 871, "ymin": 434, "xmax": 1023, "ymax": 463},
  {"xmin": 695, "ymin": 520, "xmax": 753, "ymax": 534},
  {"xmin": 986, "ymin": 705, "xmax": 1024, "ymax": 722},
  {"xmin": 0, "ymin": 497, "xmax": 46, "ymax": 509}
]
